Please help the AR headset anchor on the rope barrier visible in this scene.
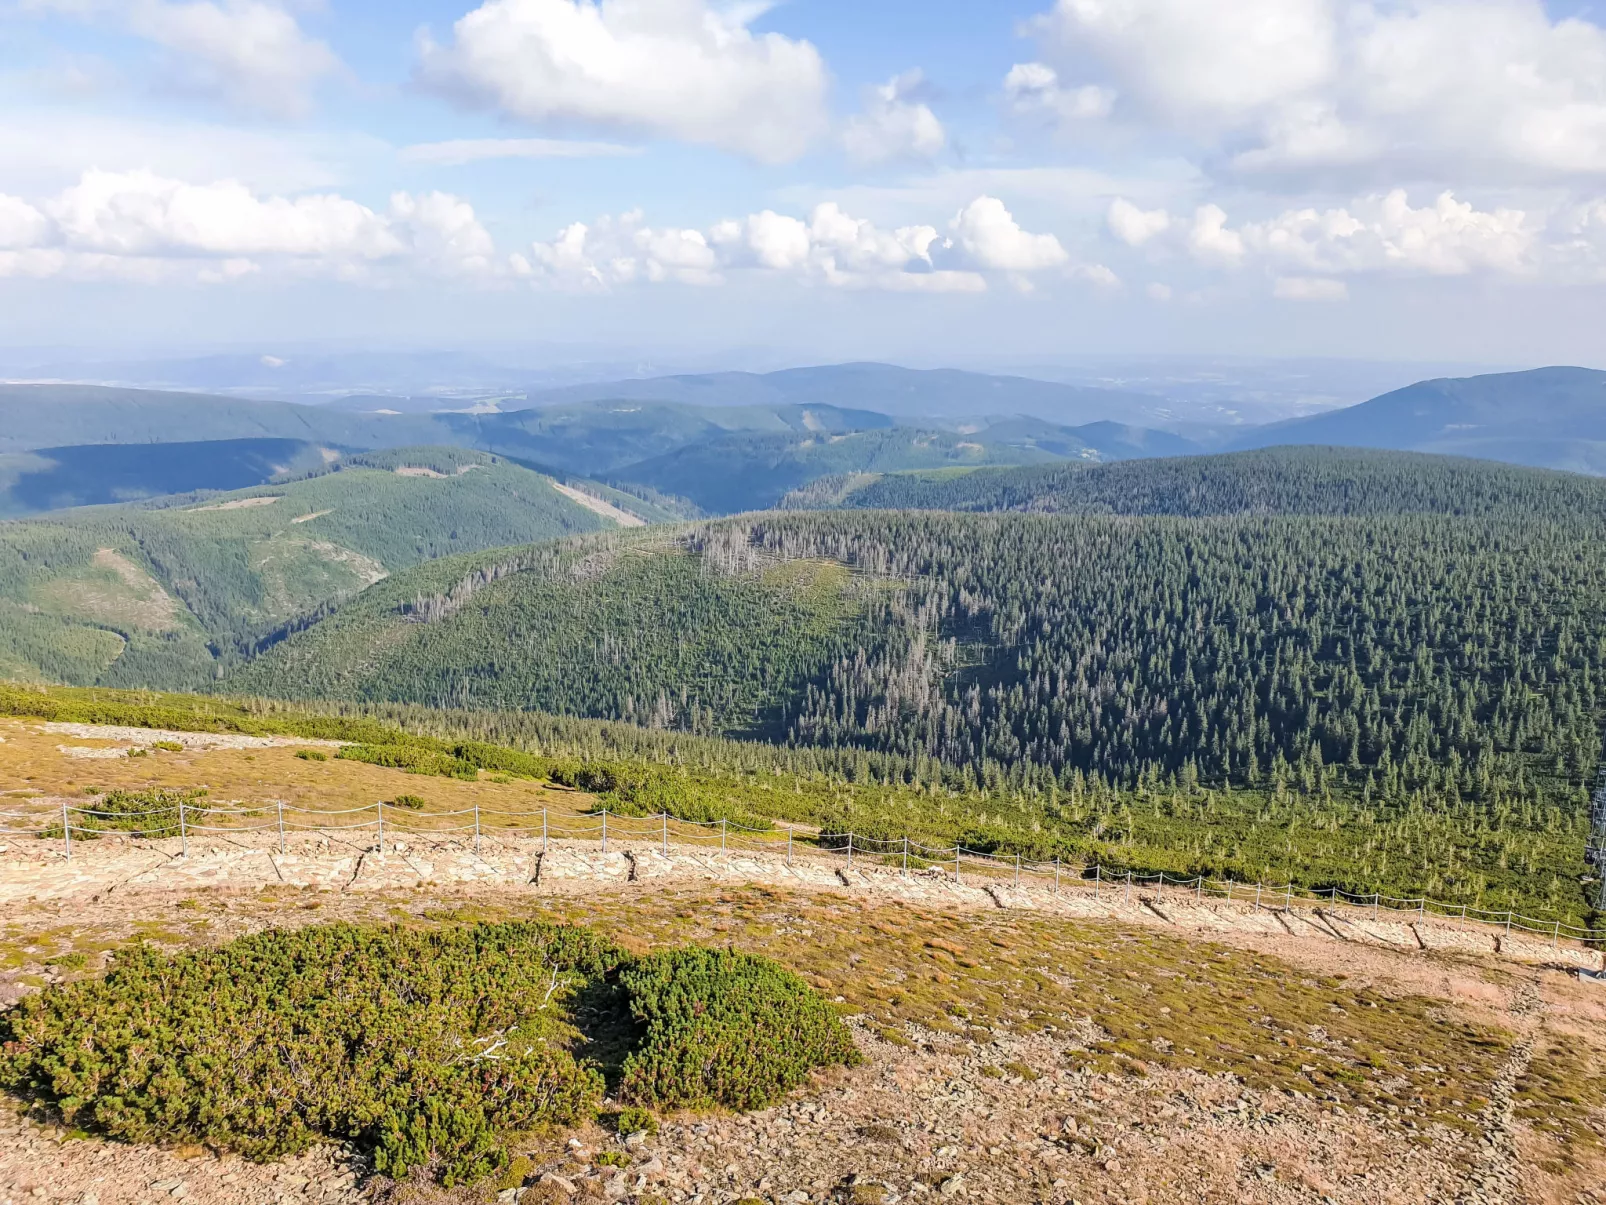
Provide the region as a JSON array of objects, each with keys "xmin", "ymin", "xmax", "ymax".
[{"xmin": 10, "ymin": 801, "xmax": 1604, "ymax": 938}]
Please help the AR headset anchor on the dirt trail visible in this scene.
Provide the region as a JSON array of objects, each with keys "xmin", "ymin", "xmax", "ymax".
[{"xmin": 2, "ymin": 830, "xmax": 1599, "ymax": 976}]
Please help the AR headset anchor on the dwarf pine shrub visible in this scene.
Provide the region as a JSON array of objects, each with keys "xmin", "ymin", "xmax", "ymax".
[
  {"xmin": 618, "ymin": 946, "xmax": 861, "ymax": 1111},
  {"xmin": 0, "ymin": 922, "xmax": 856, "ymax": 1185}
]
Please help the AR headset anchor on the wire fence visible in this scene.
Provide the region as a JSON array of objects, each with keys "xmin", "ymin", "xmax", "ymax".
[{"xmin": 5, "ymin": 799, "xmax": 1603, "ymax": 943}]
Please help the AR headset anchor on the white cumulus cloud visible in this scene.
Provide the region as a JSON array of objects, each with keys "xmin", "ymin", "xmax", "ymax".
[
  {"xmin": 950, "ymin": 195, "xmax": 1069, "ymax": 272},
  {"xmin": 418, "ymin": 0, "xmax": 830, "ymax": 164},
  {"xmin": 843, "ymin": 71, "xmax": 947, "ymax": 165},
  {"xmin": 0, "ymin": 170, "xmax": 500, "ymax": 283},
  {"xmin": 1106, "ymin": 197, "xmax": 1170, "ymax": 246},
  {"xmin": 24, "ymin": 0, "xmax": 340, "ymax": 117},
  {"xmin": 1003, "ymin": 62, "xmax": 1114, "ymax": 122},
  {"xmin": 520, "ymin": 197, "xmax": 1087, "ymax": 292},
  {"xmin": 1026, "ymin": 0, "xmax": 1606, "ymax": 183}
]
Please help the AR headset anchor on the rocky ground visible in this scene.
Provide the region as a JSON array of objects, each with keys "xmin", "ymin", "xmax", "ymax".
[{"xmin": 1, "ymin": 829, "xmax": 1603, "ymax": 1205}]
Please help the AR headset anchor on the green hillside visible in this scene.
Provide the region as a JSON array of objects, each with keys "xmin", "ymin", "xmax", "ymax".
[
  {"xmin": 0, "ymin": 448, "xmax": 656, "ymax": 689},
  {"xmin": 782, "ymin": 446, "xmax": 1606, "ymax": 518},
  {"xmin": 0, "ymin": 438, "xmax": 339, "ymax": 518},
  {"xmin": 612, "ymin": 427, "xmax": 1068, "ymax": 514}
]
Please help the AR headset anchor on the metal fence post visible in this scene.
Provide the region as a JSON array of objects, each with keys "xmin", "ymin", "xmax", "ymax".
[
  {"xmin": 1553, "ymin": 919, "xmax": 1561, "ymax": 949},
  {"xmin": 1054, "ymin": 857, "xmax": 1060, "ymax": 894},
  {"xmin": 722, "ymin": 817, "xmax": 727, "ymax": 854},
  {"xmin": 601, "ymin": 809, "xmax": 608, "ymax": 853},
  {"xmin": 1015, "ymin": 853, "xmax": 1021, "ymax": 889},
  {"xmin": 1255, "ymin": 882, "xmax": 1262, "ymax": 909},
  {"xmin": 955, "ymin": 845, "xmax": 961, "ymax": 884},
  {"xmin": 846, "ymin": 831, "xmax": 852, "ymax": 868},
  {"xmin": 542, "ymin": 808, "xmax": 548, "ymax": 854},
  {"xmin": 663, "ymin": 813, "xmax": 669, "ymax": 857},
  {"xmin": 1125, "ymin": 869, "xmax": 1132, "ymax": 905},
  {"xmin": 1505, "ymin": 911, "xmax": 1513, "ymax": 937},
  {"xmin": 786, "ymin": 827, "xmax": 792, "ymax": 867},
  {"xmin": 902, "ymin": 836, "xmax": 909, "ymax": 878},
  {"xmin": 377, "ymin": 800, "xmax": 384, "ymax": 854},
  {"xmin": 178, "ymin": 799, "xmax": 188, "ymax": 857},
  {"xmin": 277, "ymin": 800, "xmax": 285, "ymax": 855},
  {"xmin": 1196, "ymin": 875, "xmax": 1202, "ymax": 901},
  {"xmin": 473, "ymin": 805, "xmax": 481, "ymax": 855},
  {"xmin": 1285, "ymin": 882, "xmax": 1292, "ymax": 910},
  {"xmin": 1374, "ymin": 893, "xmax": 1380, "ymax": 920},
  {"xmin": 1093, "ymin": 863, "xmax": 1099, "ymax": 900},
  {"xmin": 62, "ymin": 800, "xmax": 70, "ymax": 861},
  {"xmin": 1225, "ymin": 876, "xmax": 1233, "ymax": 902},
  {"xmin": 1418, "ymin": 898, "xmax": 1425, "ymax": 919}
]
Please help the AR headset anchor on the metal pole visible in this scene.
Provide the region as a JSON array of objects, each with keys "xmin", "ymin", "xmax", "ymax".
[
  {"xmin": 62, "ymin": 800, "xmax": 70, "ymax": 861},
  {"xmin": 377, "ymin": 800, "xmax": 384, "ymax": 854},
  {"xmin": 1093, "ymin": 863, "xmax": 1099, "ymax": 900},
  {"xmin": 601, "ymin": 809, "xmax": 608, "ymax": 853},
  {"xmin": 542, "ymin": 808, "xmax": 548, "ymax": 854},
  {"xmin": 722, "ymin": 817, "xmax": 727, "ymax": 854},
  {"xmin": 1554, "ymin": 919, "xmax": 1561, "ymax": 949},
  {"xmin": 1226, "ymin": 877, "xmax": 1233, "ymax": 902},
  {"xmin": 846, "ymin": 831, "xmax": 852, "ymax": 868},
  {"xmin": 1015, "ymin": 853, "xmax": 1021, "ymax": 888},
  {"xmin": 663, "ymin": 812, "xmax": 669, "ymax": 857},
  {"xmin": 903, "ymin": 836, "xmax": 909, "ymax": 878},
  {"xmin": 1054, "ymin": 857, "xmax": 1060, "ymax": 894},
  {"xmin": 1255, "ymin": 882, "xmax": 1261, "ymax": 909},
  {"xmin": 786, "ymin": 827, "xmax": 792, "ymax": 867},
  {"xmin": 1124, "ymin": 870, "xmax": 1132, "ymax": 905},
  {"xmin": 1285, "ymin": 882, "xmax": 1292, "ymax": 910},
  {"xmin": 277, "ymin": 800, "xmax": 285, "ymax": 855},
  {"xmin": 473, "ymin": 805, "xmax": 480, "ymax": 855},
  {"xmin": 1505, "ymin": 911, "xmax": 1513, "ymax": 937},
  {"xmin": 179, "ymin": 800, "xmax": 187, "ymax": 858},
  {"xmin": 955, "ymin": 845, "xmax": 961, "ymax": 884},
  {"xmin": 1374, "ymin": 893, "xmax": 1380, "ymax": 920},
  {"xmin": 1196, "ymin": 876, "xmax": 1202, "ymax": 901},
  {"xmin": 1419, "ymin": 898, "xmax": 1425, "ymax": 918}
]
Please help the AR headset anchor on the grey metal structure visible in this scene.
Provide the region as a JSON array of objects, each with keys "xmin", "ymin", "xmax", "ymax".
[{"xmin": 1590, "ymin": 762, "xmax": 1606, "ymax": 912}]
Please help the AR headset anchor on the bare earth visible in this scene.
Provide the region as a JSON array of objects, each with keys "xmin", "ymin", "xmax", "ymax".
[{"xmin": 1, "ymin": 827, "xmax": 1604, "ymax": 1205}]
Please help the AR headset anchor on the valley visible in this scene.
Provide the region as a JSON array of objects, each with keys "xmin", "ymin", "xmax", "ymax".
[{"xmin": 3, "ymin": 364, "xmax": 1606, "ymax": 1205}]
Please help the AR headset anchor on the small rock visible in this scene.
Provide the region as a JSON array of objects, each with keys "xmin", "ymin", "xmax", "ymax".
[
  {"xmin": 539, "ymin": 1172, "xmax": 577, "ymax": 1194},
  {"xmin": 938, "ymin": 1175, "xmax": 965, "ymax": 1197}
]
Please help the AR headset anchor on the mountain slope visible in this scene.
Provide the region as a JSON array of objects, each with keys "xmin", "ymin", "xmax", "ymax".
[
  {"xmin": 1229, "ymin": 366, "xmax": 1606, "ymax": 472},
  {"xmin": 468, "ymin": 400, "xmax": 895, "ymax": 475},
  {"xmin": 0, "ymin": 438, "xmax": 340, "ymax": 518},
  {"xmin": 0, "ymin": 448, "xmax": 650, "ymax": 689},
  {"xmin": 780, "ymin": 446, "xmax": 1606, "ymax": 518},
  {"xmin": 522, "ymin": 362, "xmax": 1170, "ymax": 425},
  {"xmin": 611, "ymin": 427, "xmax": 1067, "ymax": 514},
  {"xmin": 228, "ymin": 507, "xmax": 1606, "ymax": 889}
]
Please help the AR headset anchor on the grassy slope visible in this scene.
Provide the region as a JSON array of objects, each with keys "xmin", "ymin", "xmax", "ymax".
[{"xmin": 0, "ymin": 450, "xmax": 644, "ymax": 689}]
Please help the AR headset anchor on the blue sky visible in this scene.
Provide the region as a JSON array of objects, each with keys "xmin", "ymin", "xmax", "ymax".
[{"xmin": 3, "ymin": 1, "xmax": 1606, "ymax": 368}]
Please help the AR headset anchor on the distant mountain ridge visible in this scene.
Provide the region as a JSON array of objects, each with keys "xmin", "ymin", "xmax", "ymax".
[
  {"xmin": 1231, "ymin": 366, "xmax": 1606, "ymax": 472},
  {"xmin": 520, "ymin": 362, "xmax": 1173, "ymax": 426}
]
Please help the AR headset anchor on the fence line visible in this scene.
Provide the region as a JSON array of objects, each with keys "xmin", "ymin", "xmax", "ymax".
[{"xmin": 8, "ymin": 799, "xmax": 1604, "ymax": 941}]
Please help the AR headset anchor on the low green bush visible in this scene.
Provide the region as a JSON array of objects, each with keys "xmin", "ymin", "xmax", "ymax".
[
  {"xmin": 390, "ymin": 794, "xmax": 426, "ymax": 810},
  {"xmin": 618, "ymin": 947, "xmax": 861, "ymax": 1111},
  {"xmin": 337, "ymin": 743, "xmax": 478, "ymax": 780},
  {"xmin": 295, "ymin": 748, "xmax": 328, "ymax": 762},
  {"xmin": 67, "ymin": 788, "xmax": 208, "ymax": 840},
  {"xmin": 0, "ymin": 923, "xmax": 620, "ymax": 1185},
  {"xmin": 0, "ymin": 923, "xmax": 855, "ymax": 1186}
]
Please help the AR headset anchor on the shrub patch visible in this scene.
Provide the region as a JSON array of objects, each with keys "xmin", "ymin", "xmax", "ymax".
[{"xmin": 0, "ymin": 922, "xmax": 856, "ymax": 1186}]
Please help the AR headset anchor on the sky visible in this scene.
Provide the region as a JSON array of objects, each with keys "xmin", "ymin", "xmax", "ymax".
[{"xmin": 3, "ymin": 0, "xmax": 1606, "ymax": 368}]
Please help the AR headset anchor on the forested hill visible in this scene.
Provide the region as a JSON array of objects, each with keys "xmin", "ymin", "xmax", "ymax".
[
  {"xmin": 0, "ymin": 449, "xmax": 656, "ymax": 690},
  {"xmin": 231, "ymin": 507, "xmax": 1606, "ymax": 882},
  {"xmin": 781, "ymin": 447, "xmax": 1606, "ymax": 519}
]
